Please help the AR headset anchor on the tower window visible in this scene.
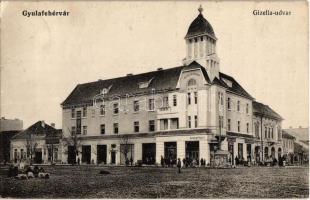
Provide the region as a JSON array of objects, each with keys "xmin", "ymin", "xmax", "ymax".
[
  {"xmin": 189, "ymin": 39, "xmax": 192, "ymax": 43},
  {"xmin": 200, "ymin": 36, "xmax": 203, "ymax": 41},
  {"xmin": 194, "ymin": 38, "xmax": 198, "ymax": 43}
]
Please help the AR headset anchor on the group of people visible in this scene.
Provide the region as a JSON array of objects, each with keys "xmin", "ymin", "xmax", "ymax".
[
  {"xmin": 160, "ymin": 156, "xmax": 177, "ymax": 167},
  {"xmin": 8, "ymin": 164, "xmax": 47, "ymax": 178},
  {"xmin": 160, "ymin": 156, "xmax": 207, "ymax": 168},
  {"xmin": 234, "ymin": 155, "xmax": 287, "ymax": 167}
]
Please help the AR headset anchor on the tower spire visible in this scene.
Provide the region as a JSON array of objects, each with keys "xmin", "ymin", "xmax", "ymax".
[{"xmin": 198, "ymin": 5, "xmax": 203, "ymax": 14}]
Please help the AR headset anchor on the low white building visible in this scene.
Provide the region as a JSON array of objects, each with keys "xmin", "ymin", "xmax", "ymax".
[{"xmin": 10, "ymin": 121, "xmax": 62, "ymax": 164}]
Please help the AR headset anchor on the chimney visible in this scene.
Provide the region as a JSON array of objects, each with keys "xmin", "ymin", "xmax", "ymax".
[
  {"xmin": 126, "ymin": 73, "xmax": 133, "ymax": 76},
  {"xmin": 51, "ymin": 123, "xmax": 56, "ymax": 128},
  {"xmin": 157, "ymin": 67, "xmax": 163, "ymax": 71}
]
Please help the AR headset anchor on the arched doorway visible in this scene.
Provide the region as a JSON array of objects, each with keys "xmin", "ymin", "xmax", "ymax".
[
  {"xmin": 271, "ymin": 147, "xmax": 275, "ymax": 159},
  {"xmin": 278, "ymin": 148, "xmax": 282, "ymax": 159}
]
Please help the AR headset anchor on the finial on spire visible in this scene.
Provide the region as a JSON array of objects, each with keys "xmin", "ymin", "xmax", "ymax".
[{"xmin": 198, "ymin": 5, "xmax": 203, "ymax": 14}]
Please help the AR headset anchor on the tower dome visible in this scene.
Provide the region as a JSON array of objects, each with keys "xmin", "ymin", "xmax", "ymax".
[{"xmin": 185, "ymin": 6, "xmax": 216, "ymax": 39}]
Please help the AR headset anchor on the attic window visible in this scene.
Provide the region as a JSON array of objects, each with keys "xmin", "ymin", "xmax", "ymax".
[
  {"xmin": 138, "ymin": 77, "xmax": 154, "ymax": 89},
  {"xmin": 221, "ymin": 78, "xmax": 232, "ymax": 87},
  {"xmin": 100, "ymin": 85, "xmax": 113, "ymax": 94}
]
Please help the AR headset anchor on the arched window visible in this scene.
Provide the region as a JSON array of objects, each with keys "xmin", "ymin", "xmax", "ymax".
[{"xmin": 187, "ymin": 79, "xmax": 197, "ymax": 87}]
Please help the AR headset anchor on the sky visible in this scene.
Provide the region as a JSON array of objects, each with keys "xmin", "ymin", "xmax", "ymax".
[{"xmin": 1, "ymin": 1, "xmax": 308, "ymax": 129}]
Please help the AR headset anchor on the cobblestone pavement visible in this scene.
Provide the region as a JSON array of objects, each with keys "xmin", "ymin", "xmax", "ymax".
[{"xmin": 0, "ymin": 165, "xmax": 308, "ymax": 198}]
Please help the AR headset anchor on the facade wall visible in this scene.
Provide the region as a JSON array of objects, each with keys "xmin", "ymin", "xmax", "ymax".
[{"xmin": 226, "ymin": 92, "xmax": 253, "ymax": 135}]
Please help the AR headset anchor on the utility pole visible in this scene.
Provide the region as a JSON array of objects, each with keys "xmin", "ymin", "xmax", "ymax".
[{"xmin": 260, "ymin": 115, "xmax": 264, "ymax": 163}]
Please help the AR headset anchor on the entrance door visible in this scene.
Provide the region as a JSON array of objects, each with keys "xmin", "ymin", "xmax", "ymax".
[
  {"xmin": 111, "ymin": 151, "xmax": 116, "ymax": 164},
  {"xmin": 255, "ymin": 146, "xmax": 260, "ymax": 163},
  {"xmin": 97, "ymin": 145, "xmax": 107, "ymax": 164},
  {"xmin": 246, "ymin": 144, "xmax": 252, "ymax": 162},
  {"xmin": 34, "ymin": 149, "xmax": 42, "ymax": 164},
  {"xmin": 278, "ymin": 148, "xmax": 282, "ymax": 159},
  {"xmin": 185, "ymin": 141, "xmax": 199, "ymax": 162},
  {"xmin": 82, "ymin": 145, "xmax": 91, "ymax": 164},
  {"xmin": 68, "ymin": 146, "xmax": 76, "ymax": 164},
  {"xmin": 142, "ymin": 143, "xmax": 156, "ymax": 165},
  {"xmin": 164, "ymin": 142, "xmax": 177, "ymax": 165},
  {"xmin": 228, "ymin": 143, "xmax": 234, "ymax": 165}
]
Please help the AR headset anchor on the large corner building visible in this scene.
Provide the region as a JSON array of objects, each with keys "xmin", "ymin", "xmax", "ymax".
[{"xmin": 61, "ymin": 7, "xmax": 283, "ymax": 165}]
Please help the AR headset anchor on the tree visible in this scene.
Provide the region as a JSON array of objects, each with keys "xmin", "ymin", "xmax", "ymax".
[
  {"xmin": 119, "ymin": 135, "xmax": 131, "ymax": 166},
  {"xmin": 62, "ymin": 127, "xmax": 82, "ymax": 165},
  {"xmin": 26, "ymin": 127, "xmax": 39, "ymax": 164}
]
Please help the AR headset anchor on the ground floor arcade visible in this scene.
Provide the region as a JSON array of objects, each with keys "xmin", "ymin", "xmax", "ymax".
[{"xmin": 61, "ymin": 132, "xmax": 283, "ymax": 166}]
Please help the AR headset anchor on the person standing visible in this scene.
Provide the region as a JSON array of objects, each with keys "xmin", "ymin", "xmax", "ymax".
[{"xmin": 177, "ymin": 158, "xmax": 182, "ymax": 173}]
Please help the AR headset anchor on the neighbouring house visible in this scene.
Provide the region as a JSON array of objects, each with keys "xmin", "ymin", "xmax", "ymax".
[
  {"xmin": 283, "ymin": 127, "xmax": 309, "ymax": 165},
  {"xmin": 0, "ymin": 117, "xmax": 23, "ymax": 163},
  {"xmin": 252, "ymin": 102, "xmax": 283, "ymax": 164},
  {"xmin": 59, "ymin": 6, "xmax": 284, "ymax": 166},
  {"xmin": 282, "ymin": 131, "xmax": 295, "ymax": 165},
  {"xmin": 10, "ymin": 121, "xmax": 62, "ymax": 164}
]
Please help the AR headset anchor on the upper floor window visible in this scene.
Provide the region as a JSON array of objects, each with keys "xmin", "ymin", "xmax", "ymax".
[
  {"xmin": 246, "ymin": 103, "xmax": 249, "ymax": 114},
  {"xmin": 265, "ymin": 126, "xmax": 267, "ymax": 138},
  {"xmin": 268, "ymin": 128, "xmax": 271, "ymax": 138},
  {"xmin": 148, "ymin": 99, "xmax": 155, "ymax": 111},
  {"xmin": 173, "ymin": 95, "xmax": 177, "ymax": 106},
  {"xmin": 237, "ymin": 101, "xmax": 240, "ymax": 111},
  {"xmin": 188, "ymin": 116, "xmax": 191, "ymax": 128},
  {"xmin": 194, "ymin": 92, "xmax": 198, "ymax": 104},
  {"xmin": 188, "ymin": 79, "xmax": 197, "ymax": 87},
  {"xmin": 227, "ymin": 119, "xmax": 231, "ymax": 131},
  {"xmin": 113, "ymin": 123, "xmax": 119, "ymax": 134},
  {"xmin": 237, "ymin": 121, "xmax": 241, "ymax": 132},
  {"xmin": 82, "ymin": 106, "xmax": 87, "ymax": 117},
  {"xmin": 187, "ymin": 93, "xmax": 191, "ymax": 105},
  {"xmin": 246, "ymin": 123, "xmax": 249, "ymax": 133},
  {"xmin": 149, "ymin": 120, "xmax": 155, "ymax": 132},
  {"xmin": 254, "ymin": 123, "xmax": 259, "ymax": 138},
  {"xmin": 163, "ymin": 96, "xmax": 169, "ymax": 107},
  {"xmin": 71, "ymin": 126, "xmax": 76, "ymax": 135},
  {"xmin": 82, "ymin": 126, "xmax": 87, "ymax": 135},
  {"xmin": 113, "ymin": 103, "xmax": 119, "ymax": 114},
  {"xmin": 71, "ymin": 108, "xmax": 75, "ymax": 118},
  {"xmin": 134, "ymin": 121, "xmax": 139, "ymax": 133},
  {"xmin": 194, "ymin": 115, "xmax": 198, "ymax": 128},
  {"xmin": 100, "ymin": 124, "xmax": 105, "ymax": 134},
  {"xmin": 133, "ymin": 100, "xmax": 139, "ymax": 112},
  {"xmin": 271, "ymin": 128, "xmax": 274, "ymax": 139},
  {"xmin": 100, "ymin": 105, "xmax": 105, "ymax": 116},
  {"xmin": 227, "ymin": 98, "xmax": 231, "ymax": 110}
]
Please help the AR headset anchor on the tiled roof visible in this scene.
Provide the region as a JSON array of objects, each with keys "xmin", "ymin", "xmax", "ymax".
[
  {"xmin": 62, "ymin": 65, "xmax": 184, "ymax": 107},
  {"xmin": 62, "ymin": 61, "xmax": 255, "ymax": 107},
  {"xmin": 282, "ymin": 128, "xmax": 309, "ymax": 141},
  {"xmin": 185, "ymin": 13, "xmax": 216, "ymax": 39},
  {"xmin": 253, "ymin": 101, "xmax": 283, "ymax": 120},
  {"xmin": 282, "ymin": 131, "xmax": 295, "ymax": 140},
  {"xmin": 219, "ymin": 72, "xmax": 254, "ymax": 100},
  {"xmin": 12, "ymin": 121, "xmax": 62, "ymax": 140}
]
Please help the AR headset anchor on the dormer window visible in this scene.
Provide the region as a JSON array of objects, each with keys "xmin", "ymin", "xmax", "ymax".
[
  {"xmin": 138, "ymin": 77, "xmax": 154, "ymax": 89},
  {"xmin": 139, "ymin": 81, "xmax": 149, "ymax": 89},
  {"xmin": 100, "ymin": 85, "xmax": 113, "ymax": 95}
]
